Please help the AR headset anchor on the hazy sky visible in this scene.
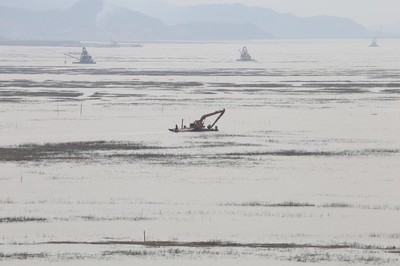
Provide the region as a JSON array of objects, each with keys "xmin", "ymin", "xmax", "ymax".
[{"xmin": 165, "ymin": 0, "xmax": 399, "ymax": 27}]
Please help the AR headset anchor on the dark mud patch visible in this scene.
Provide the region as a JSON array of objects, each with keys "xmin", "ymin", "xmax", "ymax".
[
  {"xmin": 76, "ymin": 216, "xmax": 151, "ymax": 222},
  {"xmin": 321, "ymin": 202, "xmax": 354, "ymax": 208},
  {"xmin": 205, "ymin": 133, "xmax": 255, "ymax": 139},
  {"xmin": 224, "ymin": 201, "xmax": 400, "ymax": 211},
  {"xmin": 220, "ymin": 148, "xmax": 399, "ymax": 158},
  {"xmin": 2, "ymin": 66, "xmax": 400, "ymax": 80},
  {"xmin": 186, "ymin": 141, "xmax": 260, "ymax": 148},
  {"xmin": 224, "ymin": 201, "xmax": 315, "ymax": 207},
  {"xmin": 388, "ymin": 250, "xmax": 400, "ymax": 254},
  {"xmin": 42, "ymin": 240, "xmax": 391, "ymax": 252},
  {"xmin": 101, "ymin": 246, "xmax": 398, "ymax": 264},
  {"xmin": 0, "ymin": 98, "xmax": 22, "ymax": 103},
  {"xmin": 0, "ymin": 66, "xmax": 274, "ymax": 77},
  {"xmin": 323, "ymin": 203, "xmax": 400, "ymax": 211},
  {"xmin": 0, "ymin": 88, "xmax": 83, "ymax": 98},
  {"xmin": 102, "ymin": 249, "xmax": 190, "ymax": 257},
  {"xmin": 210, "ymin": 82, "xmax": 289, "ymax": 88},
  {"xmin": 0, "ymin": 199, "xmax": 15, "ymax": 204},
  {"xmin": 382, "ymin": 89, "xmax": 400, "ymax": 94},
  {"xmin": 304, "ymin": 82, "xmax": 400, "ymax": 92},
  {"xmin": 107, "ymin": 152, "xmax": 259, "ymax": 167},
  {"xmin": 0, "ymin": 217, "xmax": 47, "ymax": 223},
  {"xmin": 0, "ymin": 142, "xmax": 189, "ymax": 164},
  {"xmin": 0, "ymin": 141, "xmax": 163, "ymax": 161},
  {"xmin": 2, "ymin": 142, "xmax": 397, "ymax": 164},
  {"xmin": 90, "ymin": 92, "xmax": 146, "ymax": 98},
  {"xmin": 309, "ymin": 87, "xmax": 369, "ymax": 94},
  {"xmin": 0, "ymin": 79, "xmax": 203, "ymax": 90},
  {"xmin": 0, "ymin": 252, "xmax": 47, "ymax": 260}
]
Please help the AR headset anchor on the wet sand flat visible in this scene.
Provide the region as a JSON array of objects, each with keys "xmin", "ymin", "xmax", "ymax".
[{"xmin": 1, "ymin": 40, "xmax": 400, "ymax": 265}]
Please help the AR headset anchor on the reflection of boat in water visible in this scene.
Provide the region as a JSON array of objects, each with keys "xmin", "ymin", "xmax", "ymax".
[
  {"xmin": 65, "ymin": 47, "xmax": 96, "ymax": 64},
  {"xmin": 237, "ymin": 46, "xmax": 254, "ymax": 61},
  {"xmin": 169, "ymin": 109, "xmax": 225, "ymax": 133}
]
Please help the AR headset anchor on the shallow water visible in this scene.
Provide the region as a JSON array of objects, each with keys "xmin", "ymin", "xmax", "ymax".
[{"xmin": 1, "ymin": 40, "xmax": 400, "ymax": 265}]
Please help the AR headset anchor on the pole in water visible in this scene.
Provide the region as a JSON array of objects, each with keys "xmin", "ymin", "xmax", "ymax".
[
  {"xmin": 80, "ymin": 101, "xmax": 83, "ymax": 117},
  {"xmin": 181, "ymin": 119, "xmax": 183, "ymax": 129},
  {"xmin": 143, "ymin": 230, "xmax": 146, "ymax": 243}
]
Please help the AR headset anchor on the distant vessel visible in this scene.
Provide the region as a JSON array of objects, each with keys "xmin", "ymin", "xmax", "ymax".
[
  {"xmin": 237, "ymin": 46, "xmax": 254, "ymax": 61},
  {"xmin": 169, "ymin": 109, "xmax": 225, "ymax": 133},
  {"xmin": 65, "ymin": 47, "xmax": 96, "ymax": 64}
]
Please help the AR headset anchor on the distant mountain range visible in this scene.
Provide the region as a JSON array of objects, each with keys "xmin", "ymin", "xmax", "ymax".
[{"xmin": 0, "ymin": 0, "xmax": 386, "ymax": 42}]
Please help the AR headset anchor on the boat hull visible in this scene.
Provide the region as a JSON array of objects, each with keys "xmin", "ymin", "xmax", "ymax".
[
  {"xmin": 72, "ymin": 62, "xmax": 96, "ymax": 64},
  {"xmin": 169, "ymin": 128, "xmax": 219, "ymax": 133}
]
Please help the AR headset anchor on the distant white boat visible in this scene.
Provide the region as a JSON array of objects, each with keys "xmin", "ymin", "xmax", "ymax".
[
  {"xmin": 65, "ymin": 47, "xmax": 96, "ymax": 64},
  {"xmin": 237, "ymin": 46, "xmax": 255, "ymax": 61}
]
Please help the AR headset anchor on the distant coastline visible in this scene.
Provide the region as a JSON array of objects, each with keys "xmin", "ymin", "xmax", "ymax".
[{"xmin": 0, "ymin": 39, "xmax": 82, "ymax": 47}]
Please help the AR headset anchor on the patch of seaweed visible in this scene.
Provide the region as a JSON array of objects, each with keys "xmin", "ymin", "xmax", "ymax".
[
  {"xmin": 221, "ymin": 148, "xmax": 399, "ymax": 158},
  {"xmin": 322, "ymin": 202, "xmax": 354, "ymax": 208},
  {"xmin": 0, "ymin": 141, "xmax": 163, "ymax": 161},
  {"xmin": 90, "ymin": 92, "xmax": 146, "ymax": 98},
  {"xmin": 187, "ymin": 141, "xmax": 260, "ymax": 148},
  {"xmin": 102, "ymin": 249, "xmax": 188, "ymax": 257},
  {"xmin": 382, "ymin": 89, "xmax": 400, "ymax": 94},
  {"xmin": 0, "ymin": 217, "xmax": 47, "ymax": 223},
  {"xmin": 0, "ymin": 252, "xmax": 47, "ymax": 260},
  {"xmin": 0, "ymin": 88, "xmax": 83, "ymax": 98},
  {"xmin": 223, "ymin": 201, "xmax": 400, "ymax": 211},
  {"xmin": 1, "ymin": 142, "xmax": 397, "ymax": 164},
  {"xmin": 76, "ymin": 216, "xmax": 151, "ymax": 222},
  {"xmin": 224, "ymin": 201, "xmax": 315, "ymax": 207},
  {"xmin": 0, "ymin": 80, "xmax": 203, "ymax": 90},
  {"xmin": 43, "ymin": 240, "xmax": 378, "ymax": 251},
  {"xmin": 210, "ymin": 82, "xmax": 289, "ymax": 88},
  {"xmin": 0, "ymin": 66, "xmax": 276, "ymax": 77}
]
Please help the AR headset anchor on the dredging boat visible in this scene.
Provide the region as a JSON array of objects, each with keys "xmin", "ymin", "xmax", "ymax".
[
  {"xmin": 237, "ymin": 46, "xmax": 254, "ymax": 61},
  {"xmin": 169, "ymin": 109, "xmax": 225, "ymax": 133},
  {"xmin": 65, "ymin": 47, "xmax": 96, "ymax": 64}
]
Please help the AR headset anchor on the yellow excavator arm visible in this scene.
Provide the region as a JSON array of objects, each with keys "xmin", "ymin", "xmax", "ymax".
[{"xmin": 199, "ymin": 108, "xmax": 225, "ymax": 128}]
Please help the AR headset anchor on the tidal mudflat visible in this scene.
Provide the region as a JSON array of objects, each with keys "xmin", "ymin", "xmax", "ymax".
[{"xmin": 1, "ymin": 41, "xmax": 400, "ymax": 265}]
